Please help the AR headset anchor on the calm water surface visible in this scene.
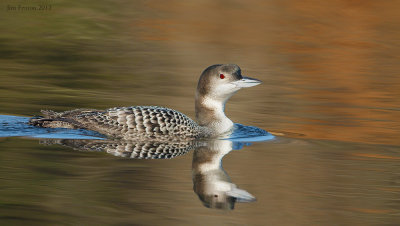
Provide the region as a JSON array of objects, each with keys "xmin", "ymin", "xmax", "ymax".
[{"xmin": 1, "ymin": 0, "xmax": 400, "ymax": 225}]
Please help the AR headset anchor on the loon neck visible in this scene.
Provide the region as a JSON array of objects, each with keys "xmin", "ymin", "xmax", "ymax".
[{"xmin": 195, "ymin": 95, "xmax": 234, "ymax": 134}]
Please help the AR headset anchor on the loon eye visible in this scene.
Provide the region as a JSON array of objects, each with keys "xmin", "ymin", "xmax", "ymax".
[{"xmin": 219, "ymin": 74, "xmax": 225, "ymax": 79}]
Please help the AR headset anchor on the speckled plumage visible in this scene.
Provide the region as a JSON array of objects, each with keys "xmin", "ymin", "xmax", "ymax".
[{"xmin": 30, "ymin": 106, "xmax": 210, "ymax": 141}]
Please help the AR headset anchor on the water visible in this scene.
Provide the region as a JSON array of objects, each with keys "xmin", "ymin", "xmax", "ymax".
[{"xmin": 1, "ymin": 0, "xmax": 400, "ymax": 225}]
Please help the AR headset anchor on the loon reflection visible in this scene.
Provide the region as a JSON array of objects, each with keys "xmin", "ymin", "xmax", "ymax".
[
  {"xmin": 41, "ymin": 137, "xmax": 262, "ymax": 209},
  {"xmin": 2, "ymin": 115, "xmax": 274, "ymax": 209},
  {"xmin": 41, "ymin": 139, "xmax": 199, "ymax": 159},
  {"xmin": 192, "ymin": 139, "xmax": 256, "ymax": 209}
]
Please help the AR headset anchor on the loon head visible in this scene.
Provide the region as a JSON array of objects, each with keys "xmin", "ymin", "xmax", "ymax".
[
  {"xmin": 196, "ymin": 64, "xmax": 261, "ymax": 103},
  {"xmin": 195, "ymin": 64, "xmax": 261, "ymax": 134}
]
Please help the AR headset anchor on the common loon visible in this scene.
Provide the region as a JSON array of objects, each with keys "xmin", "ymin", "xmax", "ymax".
[{"xmin": 29, "ymin": 64, "xmax": 261, "ymax": 140}]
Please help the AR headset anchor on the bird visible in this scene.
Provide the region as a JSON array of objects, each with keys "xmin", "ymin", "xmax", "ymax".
[{"xmin": 29, "ymin": 64, "xmax": 262, "ymax": 141}]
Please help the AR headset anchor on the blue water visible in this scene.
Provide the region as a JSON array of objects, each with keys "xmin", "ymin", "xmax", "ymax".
[{"xmin": 0, "ymin": 115, "xmax": 105, "ymax": 140}]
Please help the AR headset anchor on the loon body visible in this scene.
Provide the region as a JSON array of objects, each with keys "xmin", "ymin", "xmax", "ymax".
[
  {"xmin": 30, "ymin": 64, "xmax": 261, "ymax": 140},
  {"xmin": 34, "ymin": 106, "xmax": 206, "ymax": 140}
]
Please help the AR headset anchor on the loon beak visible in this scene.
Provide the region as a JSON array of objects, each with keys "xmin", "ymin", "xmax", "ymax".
[
  {"xmin": 226, "ymin": 187, "xmax": 256, "ymax": 202},
  {"xmin": 231, "ymin": 76, "xmax": 262, "ymax": 88}
]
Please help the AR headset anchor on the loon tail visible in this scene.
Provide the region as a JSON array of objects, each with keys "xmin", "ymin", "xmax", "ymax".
[
  {"xmin": 28, "ymin": 109, "xmax": 86, "ymax": 129},
  {"xmin": 28, "ymin": 117, "xmax": 81, "ymax": 129}
]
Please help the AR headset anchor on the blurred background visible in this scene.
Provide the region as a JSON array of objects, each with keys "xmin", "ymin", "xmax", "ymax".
[{"xmin": 1, "ymin": 0, "xmax": 400, "ymax": 225}]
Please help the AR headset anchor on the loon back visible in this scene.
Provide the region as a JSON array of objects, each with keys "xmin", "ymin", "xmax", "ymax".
[{"xmin": 30, "ymin": 106, "xmax": 208, "ymax": 141}]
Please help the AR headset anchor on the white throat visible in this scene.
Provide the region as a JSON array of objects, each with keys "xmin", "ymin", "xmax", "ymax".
[{"xmin": 197, "ymin": 96, "xmax": 234, "ymax": 135}]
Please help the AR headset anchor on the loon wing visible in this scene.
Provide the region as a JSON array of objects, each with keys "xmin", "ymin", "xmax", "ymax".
[{"xmin": 30, "ymin": 106, "xmax": 203, "ymax": 140}]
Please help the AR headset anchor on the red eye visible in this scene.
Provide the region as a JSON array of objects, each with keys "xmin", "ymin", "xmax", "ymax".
[{"xmin": 220, "ymin": 74, "xmax": 225, "ymax": 79}]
